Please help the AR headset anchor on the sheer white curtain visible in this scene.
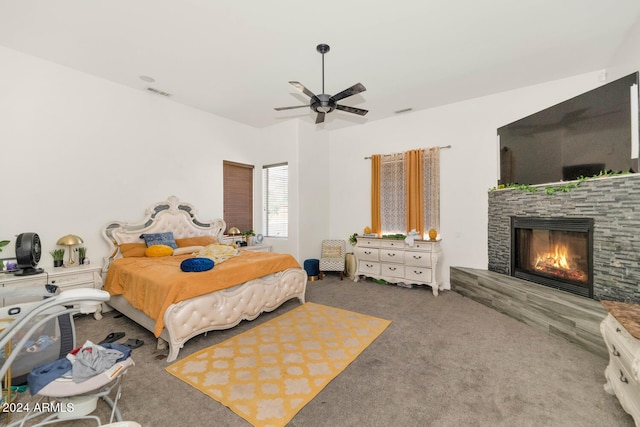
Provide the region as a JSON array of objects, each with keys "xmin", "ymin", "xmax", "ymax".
[
  {"xmin": 423, "ymin": 147, "xmax": 440, "ymax": 235},
  {"xmin": 379, "ymin": 152, "xmax": 406, "ymax": 234}
]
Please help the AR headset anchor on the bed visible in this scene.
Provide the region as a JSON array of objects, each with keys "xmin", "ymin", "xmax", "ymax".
[{"xmin": 101, "ymin": 195, "xmax": 307, "ymax": 362}]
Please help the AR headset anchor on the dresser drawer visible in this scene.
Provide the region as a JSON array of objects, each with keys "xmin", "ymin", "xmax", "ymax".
[
  {"xmin": 380, "ymin": 239, "xmax": 405, "ymax": 249},
  {"xmin": 0, "ymin": 275, "xmax": 48, "ymax": 288},
  {"xmin": 605, "ymin": 356, "xmax": 640, "ymax": 420},
  {"xmin": 355, "ymin": 247, "xmax": 379, "ymax": 262},
  {"xmin": 404, "ymin": 251, "xmax": 432, "ymax": 267},
  {"xmin": 357, "ymin": 238, "xmax": 380, "ymax": 248},
  {"xmin": 405, "ymin": 266, "xmax": 432, "ymax": 283},
  {"xmin": 379, "ymin": 249, "xmax": 403, "ymax": 263},
  {"xmin": 412, "ymin": 241, "xmax": 434, "ymax": 251},
  {"xmin": 380, "ymin": 263, "xmax": 404, "ymax": 278},
  {"xmin": 358, "ymin": 261, "xmax": 380, "ymax": 275},
  {"xmin": 49, "ymin": 271, "xmax": 96, "ymax": 288},
  {"xmin": 602, "ymin": 314, "xmax": 640, "ymax": 381}
]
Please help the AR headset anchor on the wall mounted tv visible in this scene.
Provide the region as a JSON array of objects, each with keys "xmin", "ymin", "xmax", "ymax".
[{"xmin": 498, "ymin": 72, "xmax": 639, "ymax": 185}]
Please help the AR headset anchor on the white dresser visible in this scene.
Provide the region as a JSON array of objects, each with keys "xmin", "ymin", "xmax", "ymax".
[
  {"xmin": 353, "ymin": 237, "xmax": 442, "ymax": 295},
  {"xmin": 601, "ymin": 305, "xmax": 640, "ymax": 426}
]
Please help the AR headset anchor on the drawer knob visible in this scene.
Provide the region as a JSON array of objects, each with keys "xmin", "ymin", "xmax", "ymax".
[
  {"xmin": 413, "ymin": 270, "xmax": 422, "ymax": 275},
  {"xmin": 366, "ymin": 264, "xmax": 373, "ymax": 268},
  {"xmin": 413, "ymin": 255, "xmax": 422, "ymax": 259},
  {"xmin": 389, "ymin": 267, "xmax": 396, "ymax": 271},
  {"xmin": 387, "ymin": 253, "xmax": 395, "ymax": 257},
  {"xmin": 611, "ymin": 344, "xmax": 620, "ymax": 357},
  {"xmin": 616, "ymin": 327, "xmax": 622, "ymax": 333},
  {"xmin": 364, "ymin": 251, "xmax": 372, "ymax": 255},
  {"xmin": 620, "ymin": 370, "xmax": 629, "ymax": 384}
]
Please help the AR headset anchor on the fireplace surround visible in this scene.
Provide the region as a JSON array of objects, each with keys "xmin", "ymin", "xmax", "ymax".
[{"xmin": 488, "ymin": 173, "xmax": 640, "ymax": 303}]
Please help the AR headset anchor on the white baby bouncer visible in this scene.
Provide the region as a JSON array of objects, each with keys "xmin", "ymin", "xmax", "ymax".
[{"xmin": 0, "ymin": 287, "xmax": 136, "ymax": 426}]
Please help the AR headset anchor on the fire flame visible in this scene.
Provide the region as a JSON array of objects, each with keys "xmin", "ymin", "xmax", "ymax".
[{"xmin": 535, "ymin": 244, "xmax": 570, "ymax": 270}]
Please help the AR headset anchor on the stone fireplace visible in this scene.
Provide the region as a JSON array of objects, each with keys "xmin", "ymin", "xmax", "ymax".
[{"xmin": 488, "ymin": 173, "xmax": 640, "ymax": 303}]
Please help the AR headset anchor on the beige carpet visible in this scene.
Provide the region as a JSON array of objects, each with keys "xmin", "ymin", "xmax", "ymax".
[{"xmin": 166, "ymin": 302, "xmax": 391, "ymax": 427}]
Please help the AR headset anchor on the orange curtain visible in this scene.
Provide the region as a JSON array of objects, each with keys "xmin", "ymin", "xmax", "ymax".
[
  {"xmin": 405, "ymin": 149, "xmax": 424, "ymax": 235},
  {"xmin": 371, "ymin": 154, "xmax": 381, "ymax": 236}
]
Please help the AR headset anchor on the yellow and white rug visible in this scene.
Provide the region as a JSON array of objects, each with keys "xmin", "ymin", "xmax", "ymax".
[{"xmin": 166, "ymin": 302, "xmax": 391, "ymax": 427}]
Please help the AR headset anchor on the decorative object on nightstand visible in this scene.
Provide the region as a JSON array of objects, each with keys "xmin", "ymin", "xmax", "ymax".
[
  {"xmin": 428, "ymin": 228, "xmax": 438, "ymax": 240},
  {"xmin": 76, "ymin": 246, "xmax": 87, "ymax": 265},
  {"xmin": 50, "ymin": 249, "xmax": 65, "ymax": 267},
  {"xmin": 14, "ymin": 232, "xmax": 44, "ymax": 276},
  {"xmin": 56, "ymin": 234, "xmax": 83, "ymax": 266},
  {"xmin": 243, "ymin": 229, "xmax": 255, "ymax": 246}
]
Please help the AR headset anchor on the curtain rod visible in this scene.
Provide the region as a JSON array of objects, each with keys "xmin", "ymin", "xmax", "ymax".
[{"xmin": 364, "ymin": 145, "xmax": 451, "ymax": 160}]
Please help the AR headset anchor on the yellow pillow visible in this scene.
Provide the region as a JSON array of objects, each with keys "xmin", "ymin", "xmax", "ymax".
[{"xmin": 145, "ymin": 244, "xmax": 174, "ymax": 257}]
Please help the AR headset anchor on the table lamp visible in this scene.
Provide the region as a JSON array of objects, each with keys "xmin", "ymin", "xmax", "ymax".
[{"xmin": 56, "ymin": 234, "xmax": 84, "ymax": 265}]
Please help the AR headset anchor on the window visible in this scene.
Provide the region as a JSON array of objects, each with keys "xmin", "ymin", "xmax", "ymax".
[
  {"xmin": 223, "ymin": 161, "xmax": 254, "ymax": 234},
  {"xmin": 372, "ymin": 147, "xmax": 440, "ymax": 237},
  {"xmin": 262, "ymin": 163, "xmax": 288, "ymax": 238}
]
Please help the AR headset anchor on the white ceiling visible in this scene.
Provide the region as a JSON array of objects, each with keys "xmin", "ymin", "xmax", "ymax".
[{"xmin": 2, "ymin": 0, "xmax": 640, "ymax": 130}]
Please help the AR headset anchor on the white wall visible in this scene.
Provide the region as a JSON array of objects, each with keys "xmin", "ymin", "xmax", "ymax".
[
  {"xmin": 327, "ymin": 71, "xmax": 613, "ymax": 289},
  {"xmin": 0, "ymin": 46, "xmax": 260, "ymax": 266},
  {"xmin": 255, "ymin": 120, "xmax": 331, "ymax": 262}
]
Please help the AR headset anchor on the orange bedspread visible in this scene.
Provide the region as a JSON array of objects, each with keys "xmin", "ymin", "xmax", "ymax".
[{"xmin": 104, "ymin": 250, "xmax": 301, "ymax": 336}]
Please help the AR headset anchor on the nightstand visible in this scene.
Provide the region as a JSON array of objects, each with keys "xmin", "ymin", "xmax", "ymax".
[
  {"xmin": 0, "ymin": 264, "xmax": 104, "ymax": 319},
  {"xmin": 48, "ymin": 265, "xmax": 104, "ymax": 319}
]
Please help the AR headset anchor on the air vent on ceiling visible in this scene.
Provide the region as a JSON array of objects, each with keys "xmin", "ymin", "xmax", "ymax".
[
  {"xmin": 146, "ymin": 87, "xmax": 171, "ymax": 97},
  {"xmin": 394, "ymin": 107, "xmax": 413, "ymax": 114}
]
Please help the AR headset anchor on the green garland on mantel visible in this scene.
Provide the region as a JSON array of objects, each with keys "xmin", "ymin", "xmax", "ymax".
[{"xmin": 488, "ymin": 170, "xmax": 632, "ymax": 195}]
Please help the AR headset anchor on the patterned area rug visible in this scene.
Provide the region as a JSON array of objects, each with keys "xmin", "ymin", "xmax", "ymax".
[{"xmin": 166, "ymin": 302, "xmax": 391, "ymax": 427}]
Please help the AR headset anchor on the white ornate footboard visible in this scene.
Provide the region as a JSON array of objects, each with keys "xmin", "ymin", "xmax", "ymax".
[{"xmin": 163, "ymin": 267, "xmax": 306, "ymax": 362}]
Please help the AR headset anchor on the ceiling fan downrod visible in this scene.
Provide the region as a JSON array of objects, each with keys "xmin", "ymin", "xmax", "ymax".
[{"xmin": 317, "ymin": 43, "xmax": 330, "ymax": 95}]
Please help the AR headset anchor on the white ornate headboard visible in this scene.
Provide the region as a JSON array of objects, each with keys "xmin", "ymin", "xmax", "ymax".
[{"xmin": 102, "ymin": 195, "xmax": 225, "ymax": 269}]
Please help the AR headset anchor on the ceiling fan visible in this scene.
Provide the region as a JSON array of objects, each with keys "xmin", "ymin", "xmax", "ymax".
[{"xmin": 274, "ymin": 44, "xmax": 368, "ymax": 124}]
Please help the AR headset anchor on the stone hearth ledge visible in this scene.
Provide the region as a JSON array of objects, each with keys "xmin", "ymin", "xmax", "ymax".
[{"xmin": 450, "ymin": 266, "xmax": 608, "ymax": 358}]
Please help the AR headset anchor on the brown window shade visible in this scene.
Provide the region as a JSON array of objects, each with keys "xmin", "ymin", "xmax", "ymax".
[{"xmin": 223, "ymin": 160, "xmax": 254, "ymax": 234}]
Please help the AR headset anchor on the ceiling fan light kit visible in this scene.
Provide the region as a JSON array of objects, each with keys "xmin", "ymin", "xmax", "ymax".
[{"xmin": 275, "ymin": 44, "xmax": 368, "ymax": 124}]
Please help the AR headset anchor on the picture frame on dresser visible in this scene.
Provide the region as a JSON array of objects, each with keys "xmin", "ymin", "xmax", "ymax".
[{"xmin": 0, "ymin": 258, "xmax": 18, "ymax": 273}]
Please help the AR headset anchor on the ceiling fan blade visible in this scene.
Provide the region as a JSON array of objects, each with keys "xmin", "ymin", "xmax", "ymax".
[
  {"xmin": 289, "ymin": 81, "xmax": 317, "ymax": 98},
  {"xmin": 316, "ymin": 112, "xmax": 326, "ymax": 124},
  {"xmin": 332, "ymin": 83, "xmax": 367, "ymax": 102},
  {"xmin": 274, "ymin": 105, "xmax": 309, "ymax": 111},
  {"xmin": 336, "ymin": 104, "xmax": 368, "ymax": 116}
]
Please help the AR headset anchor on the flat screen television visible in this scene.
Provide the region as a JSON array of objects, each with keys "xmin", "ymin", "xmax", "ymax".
[{"xmin": 498, "ymin": 72, "xmax": 639, "ymax": 185}]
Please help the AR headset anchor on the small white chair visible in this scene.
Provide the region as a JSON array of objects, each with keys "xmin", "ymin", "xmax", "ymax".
[{"xmin": 319, "ymin": 240, "xmax": 346, "ymax": 280}]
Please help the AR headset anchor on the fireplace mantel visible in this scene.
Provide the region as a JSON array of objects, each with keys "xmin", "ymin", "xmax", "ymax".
[{"xmin": 488, "ymin": 173, "xmax": 640, "ymax": 303}]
